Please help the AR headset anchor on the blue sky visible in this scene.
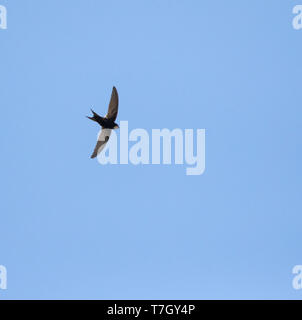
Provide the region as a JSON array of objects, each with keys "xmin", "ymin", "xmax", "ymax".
[{"xmin": 0, "ymin": 0, "xmax": 302, "ymax": 299}]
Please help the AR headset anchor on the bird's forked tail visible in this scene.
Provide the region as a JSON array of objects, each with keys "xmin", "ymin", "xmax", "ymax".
[{"xmin": 87, "ymin": 109, "xmax": 102, "ymax": 122}]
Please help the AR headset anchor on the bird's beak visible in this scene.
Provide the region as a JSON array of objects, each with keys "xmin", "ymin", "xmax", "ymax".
[{"xmin": 114, "ymin": 125, "xmax": 119, "ymax": 129}]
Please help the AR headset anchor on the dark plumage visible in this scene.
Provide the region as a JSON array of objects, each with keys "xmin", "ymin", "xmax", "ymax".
[{"xmin": 87, "ymin": 86, "xmax": 119, "ymax": 158}]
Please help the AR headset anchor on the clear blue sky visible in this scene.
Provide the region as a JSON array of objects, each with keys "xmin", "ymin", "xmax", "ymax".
[{"xmin": 0, "ymin": 0, "xmax": 302, "ymax": 299}]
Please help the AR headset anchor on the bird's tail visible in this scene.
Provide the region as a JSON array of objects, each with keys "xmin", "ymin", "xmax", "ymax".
[{"xmin": 86, "ymin": 109, "xmax": 102, "ymax": 122}]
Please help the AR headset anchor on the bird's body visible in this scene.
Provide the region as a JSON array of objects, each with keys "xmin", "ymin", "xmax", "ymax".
[
  {"xmin": 89, "ymin": 113, "xmax": 119, "ymax": 129},
  {"xmin": 87, "ymin": 86, "xmax": 119, "ymax": 158}
]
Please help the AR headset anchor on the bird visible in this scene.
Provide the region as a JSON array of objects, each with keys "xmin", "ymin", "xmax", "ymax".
[{"xmin": 87, "ymin": 86, "xmax": 119, "ymax": 159}]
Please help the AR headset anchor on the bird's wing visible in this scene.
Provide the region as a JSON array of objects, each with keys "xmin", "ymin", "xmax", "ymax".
[
  {"xmin": 90, "ymin": 129, "xmax": 112, "ymax": 159},
  {"xmin": 105, "ymin": 86, "xmax": 119, "ymax": 121}
]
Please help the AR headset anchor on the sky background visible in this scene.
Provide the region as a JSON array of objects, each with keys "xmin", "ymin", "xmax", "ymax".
[{"xmin": 0, "ymin": 0, "xmax": 302, "ymax": 299}]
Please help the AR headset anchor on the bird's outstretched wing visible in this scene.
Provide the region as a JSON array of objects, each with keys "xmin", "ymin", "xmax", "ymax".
[
  {"xmin": 90, "ymin": 129, "xmax": 112, "ymax": 159},
  {"xmin": 105, "ymin": 86, "xmax": 119, "ymax": 121}
]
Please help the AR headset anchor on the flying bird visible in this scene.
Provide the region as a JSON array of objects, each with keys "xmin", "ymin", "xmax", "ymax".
[{"xmin": 87, "ymin": 86, "xmax": 119, "ymax": 159}]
